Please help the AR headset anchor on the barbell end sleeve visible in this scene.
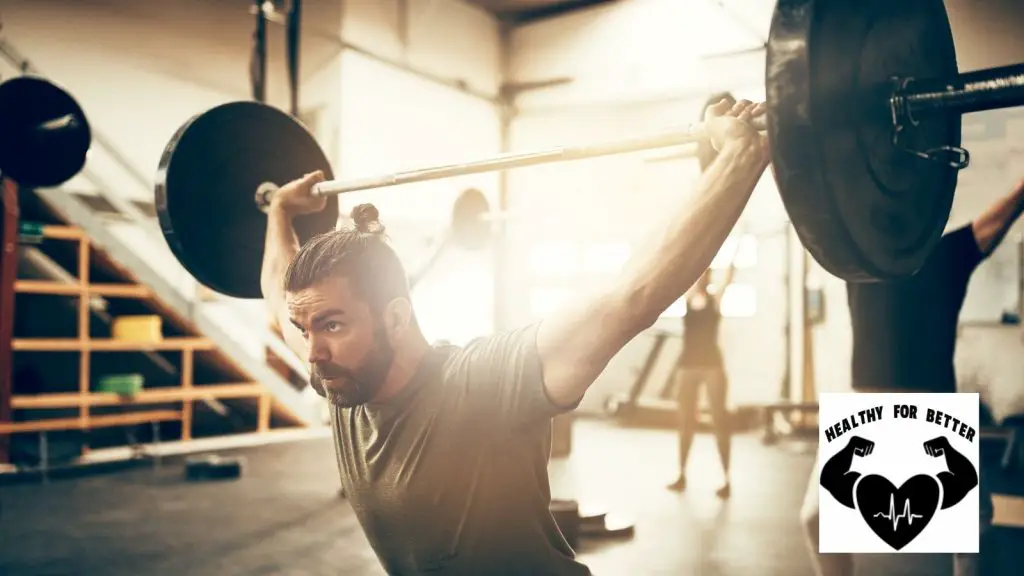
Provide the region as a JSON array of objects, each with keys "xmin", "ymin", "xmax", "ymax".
[{"xmin": 36, "ymin": 114, "xmax": 78, "ymax": 132}]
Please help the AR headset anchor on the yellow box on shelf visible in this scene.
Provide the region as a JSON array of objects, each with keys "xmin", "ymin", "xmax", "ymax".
[{"xmin": 111, "ymin": 315, "xmax": 163, "ymax": 343}]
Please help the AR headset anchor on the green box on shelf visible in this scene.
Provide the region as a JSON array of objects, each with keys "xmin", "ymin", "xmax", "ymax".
[{"xmin": 97, "ymin": 374, "xmax": 145, "ymax": 396}]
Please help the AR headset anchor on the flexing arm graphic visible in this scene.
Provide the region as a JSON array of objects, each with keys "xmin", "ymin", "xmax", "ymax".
[
  {"xmin": 923, "ymin": 436, "xmax": 978, "ymax": 509},
  {"xmin": 820, "ymin": 436, "xmax": 874, "ymax": 509}
]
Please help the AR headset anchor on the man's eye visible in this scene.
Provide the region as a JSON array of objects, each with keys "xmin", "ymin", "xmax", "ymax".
[{"xmin": 324, "ymin": 321, "xmax": 342, "ymax": 333}]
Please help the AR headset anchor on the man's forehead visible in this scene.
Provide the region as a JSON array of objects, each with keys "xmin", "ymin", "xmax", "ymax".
[{"xmin": 286, "ymin": 276, "xmax": 355, "ymax": 313}]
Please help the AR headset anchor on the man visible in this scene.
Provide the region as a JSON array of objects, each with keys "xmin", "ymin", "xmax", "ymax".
[
  {"xmin": 259, "ymin": 99, "xmax": 770, "ymax": 574},
  {"xmin": 800, "ymin": 178, "xmax": 1024, "ymax": 576}
]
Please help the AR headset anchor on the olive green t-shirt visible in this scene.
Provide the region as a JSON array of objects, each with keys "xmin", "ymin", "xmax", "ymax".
[{"xmin": 331, "ymin": 324, "xmax": 590, "ymax": 575}]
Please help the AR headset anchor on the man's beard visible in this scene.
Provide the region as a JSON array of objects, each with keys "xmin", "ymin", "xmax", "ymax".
[{"xmin": 311, "ymin": 329, "xmax": 395, "ymax": 408}]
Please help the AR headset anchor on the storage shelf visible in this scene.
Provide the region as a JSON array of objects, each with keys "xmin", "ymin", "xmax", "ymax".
[
  {"xmin": 2, "ymin": 218, "xmax": 280, "ymax": 461},
  {"xmin": 0, "ymin": 410, "xmax": 183, "ymax": 434},
  {"xmin": 39, "ymin": 225, "xmax": 83, "ymax": 241},
  {"xmin": 11, "ymin": 383, "xmax": 264, "ymax": 409},
  {"xmin": 12, "ymin": 337, "xmax": 214, "ymax": 352},
  {"xmin": 15, "ymin": 279, "xmax": 151, "ymax": 298}
]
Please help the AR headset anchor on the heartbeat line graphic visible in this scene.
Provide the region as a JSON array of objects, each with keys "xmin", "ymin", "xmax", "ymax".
[{"xmin": 874, "ymin": 493, "xmax": 924, "ymax": 530}]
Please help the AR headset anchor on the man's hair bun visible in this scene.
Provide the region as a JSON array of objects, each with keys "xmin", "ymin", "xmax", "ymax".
[{"xmin": 350, "ymin": 203, "xmax": 385, "ymax": 235}]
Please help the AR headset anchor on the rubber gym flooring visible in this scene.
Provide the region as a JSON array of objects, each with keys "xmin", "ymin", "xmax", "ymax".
[{"xmin": 0, "ymin": 419, "xmax": 972, "ymax": 575}]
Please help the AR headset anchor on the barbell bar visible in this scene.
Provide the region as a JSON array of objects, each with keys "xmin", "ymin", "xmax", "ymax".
[
  {"xmin": 306, "ymin": 118, "xmax": 769, "ymax": 198},
  {"xmin": 309, "ymin": 60, "xmax": 1024, "ymax": 199},
  {"xmin": 153, "ymin": 0, "xmax": 1024, "ymax": 299}
]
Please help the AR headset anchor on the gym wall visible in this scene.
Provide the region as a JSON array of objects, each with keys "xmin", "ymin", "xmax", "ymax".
[
  {"xmin": 1, "ymin": 0, "xmax": 503, "ymax": 345},
  {"xmin": 506, "ymin": 0, "xmax": 791, "ymax": 413},
  {"xmin": 1, "ymin": 0, "xmax": 343, "ymax": 202}
]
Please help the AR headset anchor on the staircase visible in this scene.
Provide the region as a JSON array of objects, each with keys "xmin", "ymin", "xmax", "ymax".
[{"xmin": 0, "ymin": 39, "xmax": 328, "ymax": 470}]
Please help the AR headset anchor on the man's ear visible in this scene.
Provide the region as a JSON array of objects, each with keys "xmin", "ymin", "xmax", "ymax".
[{"xmin": 382, "ymin": 298, "xmax": 414, "ymax": 341}]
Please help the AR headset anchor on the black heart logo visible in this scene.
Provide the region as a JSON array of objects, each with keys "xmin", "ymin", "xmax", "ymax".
[{"xmin": 856, "ymin": 474, "xmax": 940, "ymax": 551}]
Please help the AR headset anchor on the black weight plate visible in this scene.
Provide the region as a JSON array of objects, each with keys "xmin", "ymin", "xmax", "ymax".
[
  {"xmin": 767, "ymin": 0, "xmax": 960, "ymax": 281},
  {"xmin": 155, "ymin": 101, "xmax": 338, "ymax": 298},
  {"xmin": 451, "ymin": 188, "xmax": 490, "ymax": 250},
  {"xmin": 0, "ymin": 75, "xmax": 91, "ymax": 188}
]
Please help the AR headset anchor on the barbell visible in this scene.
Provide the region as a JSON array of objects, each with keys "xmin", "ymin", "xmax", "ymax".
[
  {"xmin": 0, "ymin": 75, "xmax": 91, "ymax": 188},
  {"xmin": 154, "ymin": 0, "xmax": 1024, "ymax": 299}
]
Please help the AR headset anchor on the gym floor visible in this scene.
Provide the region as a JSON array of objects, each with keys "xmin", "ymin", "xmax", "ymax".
[{"xmin": 0, "ymin": 419, "xmax": 966, "ymax": 576}]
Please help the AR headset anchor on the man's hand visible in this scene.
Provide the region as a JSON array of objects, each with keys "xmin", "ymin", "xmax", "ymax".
[
  {"xmin": 848, "ymin": 435, "xmax": 875, "ymax": 457},
  {"xmin": 704, "ymin": 99, "xmax": 768, "ymax": 156},
  {"xmin": 270, "ymin": 170, "xmax": 327, "ymax": 216},
  {"xmin": 923, "ymin": 436, "xmax": 950, "ymax": 457}
]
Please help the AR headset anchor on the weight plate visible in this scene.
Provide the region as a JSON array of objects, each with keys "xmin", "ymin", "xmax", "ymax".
[
  {"xmin": 451, "ymin": 188, "xmax": 490, "ymax": 250},
  {"xmin": 155, "ymin": 101, "xmax": 339, "ymax": 298},
  {"xmin": 0, "ymin": 75, "xmax": 91, "ymax": 188},
  {"xmin": 767, "ymin": 0, "xmax": 960, "ymax": 281}
]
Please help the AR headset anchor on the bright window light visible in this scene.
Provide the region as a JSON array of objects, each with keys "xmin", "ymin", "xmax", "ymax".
[
  {"xmin": 661, "ymin": 296, "xmax": 687, "ymax": 318},
  {"xmin": 413, "ymin": 264, "xmax": 493, "ymax": 346},
  {"xmin": 529, "ymin": 244, "xmax": 578, "ymax": 278},
  {"xmin": 721, "ymin": 283, "xmax": 757, "ymax": 318},
  {"xmin": 582, "ymin": 242, "xmax": 631, "ymax": 274},
  {"xmin": 530, "ymin": 287, "xmax": 573, "ymax": 319},
  {"xmin": 710, "ymin": 234, "xmax": 758, "ymax": 269},
  {"xmin": 658, "ymin": 284, "xmax": 757, "ymax": 319}
]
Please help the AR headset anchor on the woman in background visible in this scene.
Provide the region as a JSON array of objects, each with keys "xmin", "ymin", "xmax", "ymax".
[{"xmin": 667, "ymin": 92, "xmax": 738, "ymax": 499}]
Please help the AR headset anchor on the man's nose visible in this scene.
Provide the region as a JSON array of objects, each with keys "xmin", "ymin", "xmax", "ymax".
[{"xmin": 307, "ymin": 334, "xmax": 330, "ymax": 364}]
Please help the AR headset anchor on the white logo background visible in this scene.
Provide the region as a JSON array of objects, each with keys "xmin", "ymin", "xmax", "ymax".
[{"xmin": 817, "ymin": 392, "xmax": 980, "ymax": 554}]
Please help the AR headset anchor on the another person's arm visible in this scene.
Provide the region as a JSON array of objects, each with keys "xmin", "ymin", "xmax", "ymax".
[
  {"xmin": 936, "ymin": 178, "xmax": 1024, "ymax": 283},
  {"xmin": 971, "ymin": 177, "xmax": 1024, "ymax": 256},
  {"xmin": 711, "ymin": 249, "xmax": 739, "ymax": 303},
  {"xmin": 260, "ymin": 171, "xmax": 327, "ymax": 357}
]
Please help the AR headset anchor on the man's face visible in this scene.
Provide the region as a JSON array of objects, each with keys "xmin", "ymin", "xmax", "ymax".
[{"xmin": 286, "ymin": 275, "xmax": 395, "ymax": 407}]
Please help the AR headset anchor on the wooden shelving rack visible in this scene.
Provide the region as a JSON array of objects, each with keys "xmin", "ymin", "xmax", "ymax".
[{"xmin": 0, "ymin": 213, "xmax": 277, "ymax": 463}]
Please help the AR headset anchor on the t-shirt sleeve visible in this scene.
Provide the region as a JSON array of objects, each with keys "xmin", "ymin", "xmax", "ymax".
[
  {"xmin": 449, "ymin": 323, "xmax": 579, "ymax": 428},
  {"xmin": 935, "ymin": 224, "xmax": 984, "ymax": 282}
]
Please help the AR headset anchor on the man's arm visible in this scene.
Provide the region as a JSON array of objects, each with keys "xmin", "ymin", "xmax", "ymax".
[
  {"xmin": 536, "ymin": 102, "xmax": 769, "ymax": 408},
  {"xmin": 971, "ymin": 178, "xmax": 1024, "ymax": 256},
  {"xmin": 261, "ymin": 206, "xmax": 305, "ymax": 356},
  {"xmin": 259, "ymin": 171, "xmax": 327, "ymax": 357}
]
